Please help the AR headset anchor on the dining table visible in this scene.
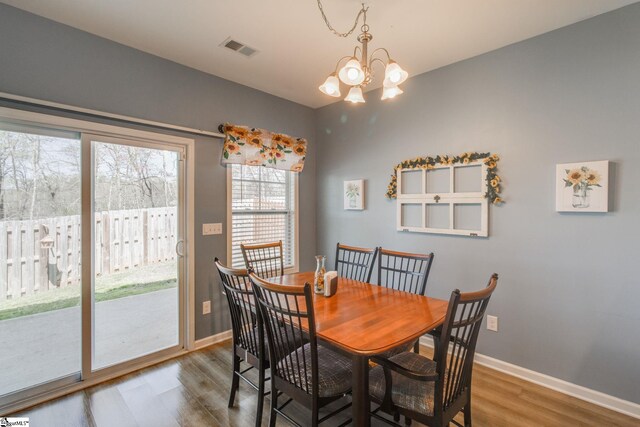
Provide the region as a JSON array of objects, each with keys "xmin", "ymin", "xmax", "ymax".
[{"xmin": 270, "ymin": 271, "xmax": 449, "ymax": 427}]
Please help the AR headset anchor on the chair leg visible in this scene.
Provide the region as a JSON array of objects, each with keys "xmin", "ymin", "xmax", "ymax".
[
  {"xmin": 413, "ymin": 340, "xmax": 420, "ymax": 354},
  {"xmin": 432, "ymin": 335, "xmax": 441, "ymax": 361},
  {"xmin": 228, "ymin": 354, "xmax": 241, "ymax": 408},
  {"xmin": 311, "ymin": 399, "xmax": 320, "ymax": 427},
  {"xmin": 404, "ymin": 417, "xmax": 412, "ymax": 426},
  {"xmin": 268, "ymin": 381, "xmax": 278, "ymax": 427},
  {"xmin": 255, "ymin": 363, "xmax": 266, "ymax": 427},
  {"xmin": 393, "ymin": 412, "xmax": 400, "ymax": 422},
  {"xmin": 464, "ymin": 403, "xmax": 472, "ymax": 427}
]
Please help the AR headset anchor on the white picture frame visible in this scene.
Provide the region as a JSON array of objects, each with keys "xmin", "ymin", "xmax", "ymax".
[
  {"xmin": 556, "ymin": 160, "xmax": 609, "ymax": 212},
  {"xmin": 344, "ymin": 179, "xmax": 364, "ymax": 210},
  {"xmin": 396, "ymin": 162, "xmax": 489, "ymax": 237}
]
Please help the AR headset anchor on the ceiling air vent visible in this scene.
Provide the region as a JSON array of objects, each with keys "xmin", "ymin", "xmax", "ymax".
[{"xmin": 220, "ymin": 37, "xmax": 259, "ymax": 58}]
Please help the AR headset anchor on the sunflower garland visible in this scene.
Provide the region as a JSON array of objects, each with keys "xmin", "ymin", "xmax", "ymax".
[{"xmin": 385, "ymin": 152, "xmax": 504, "ymax": 205}]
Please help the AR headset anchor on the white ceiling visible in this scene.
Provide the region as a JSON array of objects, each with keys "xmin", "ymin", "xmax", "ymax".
[{"xmin": 2, "ymin": 0, "xmax": 637, "ymax": 108}]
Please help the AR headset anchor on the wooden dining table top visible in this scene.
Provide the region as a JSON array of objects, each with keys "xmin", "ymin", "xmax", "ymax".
[{"xmin": 269, "ymin": 272, "xmax": 449, "ymax": 355}]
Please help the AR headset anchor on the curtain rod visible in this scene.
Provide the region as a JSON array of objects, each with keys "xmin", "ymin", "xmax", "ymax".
[{"xmin": 0, "ymin": 91, "xmax": 225, "ymax": 139}]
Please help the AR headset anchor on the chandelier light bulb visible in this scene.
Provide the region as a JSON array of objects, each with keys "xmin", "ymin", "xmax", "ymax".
[
  {"xmin": 383, "ymin": 61, "xmax": 408, "ymax": 87},
  {"xmin": 345, "ymin": 86, "xmax": 366, "ymax": 103},
  {"xmin": 338, "ymin": 58, "xmax": 365, "ymax": 85},
  {"xmin": 381, "ymin": 84, "xmax": 404, "ymax": 100},
  {"xmin": 318, "ymin": 73, "xmax": 341, "ymax": 97}
]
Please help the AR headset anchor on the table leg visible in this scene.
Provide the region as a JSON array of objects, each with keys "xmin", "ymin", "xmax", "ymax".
[{"xmin": 352, "ymin": 354, "xmax": 370, "ymax": 427}]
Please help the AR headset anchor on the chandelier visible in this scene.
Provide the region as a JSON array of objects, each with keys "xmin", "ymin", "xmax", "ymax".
[{"xmin": 317, "ymin": 1, "xmax": 408, "ymax": 103}]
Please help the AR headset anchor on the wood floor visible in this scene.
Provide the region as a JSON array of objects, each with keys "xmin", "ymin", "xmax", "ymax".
[{"xmin": 9, "ymin": 341, "xmax": 638, "ymax": 427}]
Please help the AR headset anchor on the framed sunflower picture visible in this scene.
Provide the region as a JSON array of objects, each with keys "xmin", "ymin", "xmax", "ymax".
[{"xmin": 556, "ymin": 160, "xmax": 609, "ymax": 212}]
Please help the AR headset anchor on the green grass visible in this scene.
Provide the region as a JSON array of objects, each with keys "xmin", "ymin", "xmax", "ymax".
[
  {"xmin": 95, "ymin": 279, "xmax": 175, "ymax": 301},
  {"xmin": 0, "ymin": 298, "xmax": 81, "ymax": 321},
  {"xmin": 0, "ymin": 279, "xmax": 176, "ymax": 321},
  {"xmin": 0, "ymin": 263, "xmax": 177, "ymax": 321}
]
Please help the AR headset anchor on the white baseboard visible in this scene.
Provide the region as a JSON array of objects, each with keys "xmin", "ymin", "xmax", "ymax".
[
  {"xmin": 419, "ymin": 337, "xmax": 640, "ymax": 420},
  {"xmin": 194, "ymin": 329, "xmax": 232, "ymax": 349}
]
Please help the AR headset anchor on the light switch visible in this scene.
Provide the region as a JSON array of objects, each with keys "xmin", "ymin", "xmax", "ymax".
[
  {"xmin": 203, "ymin": 223, "xmax": 222, "ymax": 235},
  {"xmin": 486, "ymin": 315, "xmax": 498, "ymax": 332}
]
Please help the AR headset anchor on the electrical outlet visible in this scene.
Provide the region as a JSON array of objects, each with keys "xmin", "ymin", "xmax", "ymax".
[
  {"xmin": 202, "ymin": 300, "xmax": 211, "ymax": 315},
  {"xmin": 202, "ymin": 223, "xmax": 222, "ymax": 235},
  {"xmin": 486, "ymin": 315, "xmax": 498, "ymax": 332}
]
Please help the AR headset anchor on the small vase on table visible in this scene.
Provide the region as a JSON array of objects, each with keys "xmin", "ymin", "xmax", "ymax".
[{"xmin": 314, "ymin": 255, "xmax": 326, "ymax": 294}]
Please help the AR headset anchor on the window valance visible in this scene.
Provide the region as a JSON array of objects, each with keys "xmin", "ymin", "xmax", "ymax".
[{"xmin": 220, "ymin": 123, "xmax": 307, "ymax": 172}]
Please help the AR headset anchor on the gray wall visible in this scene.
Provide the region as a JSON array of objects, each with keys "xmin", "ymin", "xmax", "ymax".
[
  {"xmin": 0, "ymin": 3, "xmax": 317, "ymax": 340},
  {"xmin": 315, "ymin": 4, "xmax": 640, "ymax": 403}
]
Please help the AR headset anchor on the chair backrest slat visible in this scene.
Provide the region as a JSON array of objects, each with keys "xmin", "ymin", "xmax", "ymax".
[
  {"xmin": 435, "ymin": 274, "xmax": 498, "ymax": 415},
  {"xmin": 215, "ymin": 259, "xmax": 261, "ymax": 357},
  {"xmin": 250, "ymin": 273, "xmax": 317, "ymax": 396},
  {"xmin": 241, "ymin": 240, "xmax": 284, "ymax": 279},
  {"xmin": 335, "ymin": 243, "xmax": 378, "ymax": 283},
  {"xmin": 377, "ymin": 248, "xmax": 434, "ymax": 295}
]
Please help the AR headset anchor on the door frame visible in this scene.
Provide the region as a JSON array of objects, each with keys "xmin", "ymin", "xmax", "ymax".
[
  {"xmin": 82, "ymin": 133, "xmax": 187, "ymax": 379},
  {"xmin": 0, "ymin": 106, "xmax": 196, "ymax": 413}
]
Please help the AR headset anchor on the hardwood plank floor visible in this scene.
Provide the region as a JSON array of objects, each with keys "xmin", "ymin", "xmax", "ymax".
[{"xmin": 9, "ymin": 341, "xmax": 638, "ymax": 426}]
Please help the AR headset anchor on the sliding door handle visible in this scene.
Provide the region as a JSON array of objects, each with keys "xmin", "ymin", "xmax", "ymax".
[{"xmin": 176, "ymin": 239, "xmax": 185, "ymax": 258}]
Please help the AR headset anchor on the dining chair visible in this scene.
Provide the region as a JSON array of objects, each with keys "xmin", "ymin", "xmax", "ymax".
[
  {"xmin": 215, "ymin": 258, "xmax": 268, "ymax": 427},
  {"xmin": 377, "ymin": 248, "xmax": 434, "ymax": 296},
  {"xmin": 335, "ymin": 242, "xmax": 378, "ymax": 283},
  {"xmin": 249, "ymin": 272, "xmax": 352, "ymax": 427},
  {"xmin": 241, "ymin": 240, "xmax": 284, "ymax": 278},
  {"xmin": 375, "ymin": 248, "xmax": 435, "ymax": 356},
  {"xmin": 369, "ymin": 273, "xmax": 499, "ymax": 427}
]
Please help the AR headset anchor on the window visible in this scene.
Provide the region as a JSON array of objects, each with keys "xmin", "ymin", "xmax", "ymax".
[
  {"xmin": 228, "ymin": 164, "xmax": 298, "ymax": 269},
  {"xmin": 396, "ymin": 163, "xmax": 488, "ymax": 236}
]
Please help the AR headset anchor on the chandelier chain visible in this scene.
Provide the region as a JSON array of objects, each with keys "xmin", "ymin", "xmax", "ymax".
[{"xmin": 316, "ymin": 0, "xmax": 368, "ymax": 38}]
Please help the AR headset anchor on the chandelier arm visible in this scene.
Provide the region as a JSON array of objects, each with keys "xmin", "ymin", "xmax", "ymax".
[
  {"xmin": 370, "ymin": 48, "xmax": 392, "ymax": 62},
  {"xmin": 353, "ymin": 45, "xmax": 362, "ymax": 60},
  {"xmin": 317, "ymin": 1, "xmax": 368, "ymax": 38},
  {"xmin": 369, "ymin": 57, "xmax": 387, "ymax": 70}
]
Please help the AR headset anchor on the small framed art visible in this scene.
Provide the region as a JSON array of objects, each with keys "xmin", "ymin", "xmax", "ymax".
[
  {"xmin": 556, "ymin": 160, "xmax": 609, "ymax": 212},
  {"xmin": 344, "ymin": 179, "xmax": 364, "ymax": 210}
]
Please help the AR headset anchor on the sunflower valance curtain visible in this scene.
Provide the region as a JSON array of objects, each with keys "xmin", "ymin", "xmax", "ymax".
[{"xmin": 220, "ymin": 123, "xmax": 307, "ymax": 172}]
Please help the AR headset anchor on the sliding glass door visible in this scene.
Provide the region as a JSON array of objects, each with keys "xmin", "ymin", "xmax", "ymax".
[
  {"xmin": 0, "ymin": 123, "xmax": 82, "ymax": 398},
  {"xmin": 90, "ymin": 136, "xmax": 183, "ymax": 371},
  {"xmin": 0, "ymin": 112, "xmax": 188, "ymax": 411}
]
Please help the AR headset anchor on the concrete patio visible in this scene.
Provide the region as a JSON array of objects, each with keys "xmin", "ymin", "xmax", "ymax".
[{"xmin": 0, "ymin": 288, "xmax": 178, "ymax": 396}]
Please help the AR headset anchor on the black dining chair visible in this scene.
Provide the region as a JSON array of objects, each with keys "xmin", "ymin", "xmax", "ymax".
[
  {"xmin": 377, "ymin": 248, "xmax": 434, "ymax": 296},
  {"xmin": 369, "ymin": 274, "xmax": 499, "ymax": 427},
  {"xmin": 375, "ymin": 248, "xmax": 435, "ymax": 356},
  {"xmin": 249, "ymin": 272, "xmax": 352, "ymax": 427},
  {"xmin": 241, "ymin": 240, "xmax": 284, "ymax": 279},
  {"xmin": 335, "ymin": 242, "xmax": 378, "ymax": 283},
  {"xmin": 215, "ymin": 258, "xmax": 268, "ymax": 427}
]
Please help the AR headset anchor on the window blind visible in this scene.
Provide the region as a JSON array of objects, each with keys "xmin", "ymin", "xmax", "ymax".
[{"xmin": 230, "ymin": 164, "xmax": 296, "ymax": 268}]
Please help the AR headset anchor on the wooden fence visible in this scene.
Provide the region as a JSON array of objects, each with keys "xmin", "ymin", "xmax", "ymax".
[{"xmin": 0, "ymin": 207, "xmax": 177, "ymax": 300}]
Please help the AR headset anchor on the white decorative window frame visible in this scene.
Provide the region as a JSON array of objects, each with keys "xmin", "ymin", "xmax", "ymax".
[{"xmin": 396, "ymin": 162, "xmax": 489, "ymax": 237}]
